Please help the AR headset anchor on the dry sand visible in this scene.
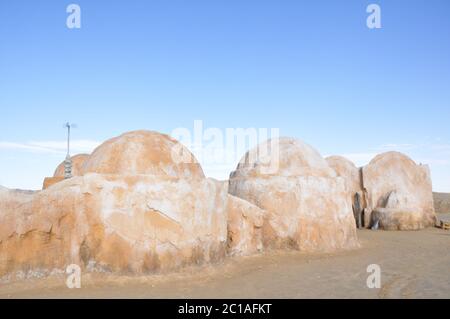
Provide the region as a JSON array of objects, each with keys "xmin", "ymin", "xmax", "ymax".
[{"xmin": 1, "ymin": 215, "xmax": 449, "ymax": 299}]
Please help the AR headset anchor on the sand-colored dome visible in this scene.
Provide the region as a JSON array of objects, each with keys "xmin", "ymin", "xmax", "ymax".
[
  {"xmin": 363, "ymin": 151, "xmax": 430, "ymax": 205},
  {"xmin": 231, "ymin": 137, "xmax": 336, "ymax": 178},
  {"xmin": 326, "ymin": 156, "xmax": 363, "ymax": 205},
  {"xmin": 54, "ymin": 154, "xmax": 90, "ymax": 177},
  {"xmin": 367, "ymin": 151, "xmax": 418, "ymax": 168},
  {"xmin": 326, "ymin": 156, "xmax": 358, "ymax": 176},
  {"xmin": 362, "ymin": 151, "xmax": 436, "ymax": 229},
  {"xmin": 82, "ymin": 130, "xmax": 205, "ymax": 179},
  {"xmin": 228, "ymin": 137, "xmax": 359, "ymax": 252}
]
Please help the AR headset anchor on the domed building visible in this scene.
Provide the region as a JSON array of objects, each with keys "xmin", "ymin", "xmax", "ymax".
[
  {"xmin": 362, "ymin": 151, "xmax": 436, "ymax": 230},
  {"xmin": 0, "ymin": 130, "xmax": 228, "ymax": 277},
  {"xmin": 326, "ymin": 156, "xmax": 365, "ymax": 228},
  {"xmin": 42, "ymin": 154, "xmax": 90, "ymax": 189},
  {"xmin": 231, "ymin": 138, "xmax": 336, "ymax": 179},
  {"xmin": 229, "ymin": 137, "xmax": 359, "ymax": 252},
  {"xmin": 82, "ymin": 130, "xmax": 205, "ymax": 179},
  {"xmin": 326, "ymin": 155, "xmax": 361, "ymax": 194},
  {"xmin": 0, "ymin": 130, "xmax": 439, "ymax": 279},
  {"xmin": 53, "ymin": 153, "xmax": 90, "ymax": 177},
  {"xmin": 325, "ymin": 152, "xmax": 437, "ymax": 230}
]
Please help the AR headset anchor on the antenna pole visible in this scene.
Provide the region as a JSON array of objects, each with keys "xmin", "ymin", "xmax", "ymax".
[
  {"xmin": 64, "ymin": 122, "xmax": 75, "ymax": 179},
  {"xmin": 67, "ymin": 123, "xmax": 71, "ymax": 157}
]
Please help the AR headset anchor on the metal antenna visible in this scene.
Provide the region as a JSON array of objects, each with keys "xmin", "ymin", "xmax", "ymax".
[
  {"xmin": 64, "ymin": 122, "xmax": 77, "ymax": 157},
  {"xmin": 63, "ymin": 122, "xmax": 77, "ymax": 179}
]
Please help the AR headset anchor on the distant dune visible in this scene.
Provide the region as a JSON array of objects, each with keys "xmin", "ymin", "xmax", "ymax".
[{"xmin": 433, "ymin": 192, "xmax": 450, "ymax": 214}]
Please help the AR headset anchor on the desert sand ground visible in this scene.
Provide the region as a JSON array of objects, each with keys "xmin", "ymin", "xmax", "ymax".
[{"xmin": 1, "ymin": 213, "xmax": 449, "ymax": 299}]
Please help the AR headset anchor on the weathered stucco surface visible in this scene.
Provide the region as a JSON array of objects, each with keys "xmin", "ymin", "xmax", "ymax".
[
  {"xmin": 0, "ymin": 131, "xmax": 226, "ymax": 278},
  {"xmin": 229, "ymin": 138, "xmax": 359, "ymax": 252},
  {"xmin": 326, "ymin": 156, "xmax": 365, "ymax": 228},
  {"xmin": 1, "ymin": 131, "xmax": 438, "ymax": 280},
  {"xmin": 53, "ymin": 154, "xmax": 90, "ymax": 177},
  {"xmin": 82, "ymin": 130, "xmax": 205, "ymax": 179},
  {"xmin": 0, "ymin": 174, "xmax": 228, "ymax": 277},
  {"xmin": 362, "ymin": 152, "xmax": 436, "ymax": 230},
  {"xmin": 326, "ymin": 155, "xmax": 362, "ymax": 196},
  {"xmin": 226, "ymin": 194, "xmax": 265, "ymax": 256}
]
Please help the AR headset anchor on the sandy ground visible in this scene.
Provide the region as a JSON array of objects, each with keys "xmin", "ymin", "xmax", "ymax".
[{"xmin": 1, "ymin": 215, "xmax": 449, "ymax": 299}]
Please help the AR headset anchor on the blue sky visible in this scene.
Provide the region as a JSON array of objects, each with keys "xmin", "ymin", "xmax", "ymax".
[{"xmin": 1, "ymin": 0, "xmax": 450, "ymax": 191}]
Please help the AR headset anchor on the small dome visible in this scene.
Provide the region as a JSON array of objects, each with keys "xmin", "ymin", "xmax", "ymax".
[
  {"xmin": 326, "ymin": 155, "xmax": 359, "ymax": 177},
  {"xmin": 82, "ymin": 130, "xmax": 205, "ymax": 179},
  {"xmin": 231, "ymin": 137, "xmax": 335, "ymax": 178},
  {"xmin": 363, "ymin": 151, "xmax": 435, "ymax": 229},
  {"xmin": 326, "ymin": 155, "xmax": 361, "ymax": 194},
  {"xmin": 368, "ymin": 151, "xmax": 418, "ymax": 168},
  {"xmin": 54, "ymin": 154, "xmax": 90, "ymax": 177}
]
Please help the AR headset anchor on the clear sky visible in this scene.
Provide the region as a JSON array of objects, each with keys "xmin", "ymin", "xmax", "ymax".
[{"xmin": 1, "ymin": 0, "xmax": 449, "ymax": 191}]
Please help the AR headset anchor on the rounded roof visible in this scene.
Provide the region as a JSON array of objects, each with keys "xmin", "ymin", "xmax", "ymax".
[
  {"xmin": 368, "ymin": 151, "xmax": 418, "ymax": 167},
  {"xmin": 231, "ymin": 137, "xmax": 336, "ymax": 178},
  {"xmin": 363, "ymin": 151, "xmax": 427, "ymax": 189},
  {"xmin": 326, "ymin": 155, "xmax": 359, "ymax": 176},
  {"xmin": 326, "ymin": 155, "xmax": 361, "ymax": 193},
  {"xmin": 54, "ymin": 154, "xmax": 90, "ymax": 177},
  {"xmin": 363, "ymin": 151, "xmax": 433, "ymax": 216},
  {"xmin": 81, "ymin": 130, "xmax": 205, "ymax": 179}
]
